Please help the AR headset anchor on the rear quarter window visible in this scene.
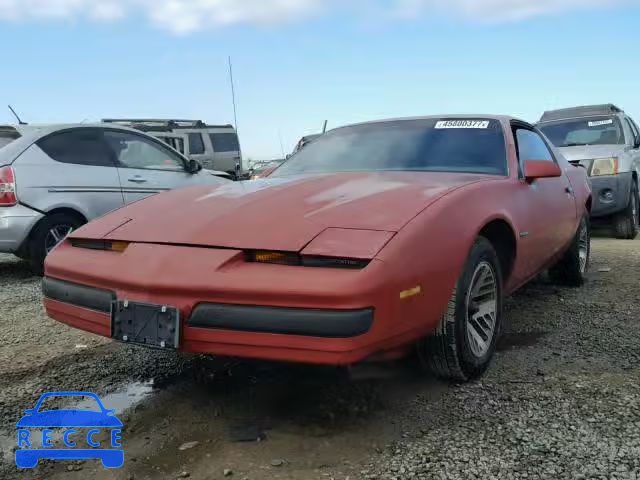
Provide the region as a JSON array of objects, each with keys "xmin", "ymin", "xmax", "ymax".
[{"xmin": 37, "ymin": 129, "xmax": 114, "ymax": 167}]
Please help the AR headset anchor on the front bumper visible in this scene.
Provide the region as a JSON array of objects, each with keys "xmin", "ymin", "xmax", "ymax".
[
  {"xmin": 589, "ymin": 172, "xmax": 633, "ymax": 218},
  {"xmin": 0, "ymin": 204, "xmax": 43, "ymax": 253},
  {"xmin": 42, "ymin": 242, "xmax": 449, "ymax": 365},
  {"xmin": 43, "ymin": 277, "xmax": 374, "ymax": 339}
]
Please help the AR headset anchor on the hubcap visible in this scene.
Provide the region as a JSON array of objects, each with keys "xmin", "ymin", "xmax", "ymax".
[
  {"xmin": 45, "ymin": 225, "xmax": 73, "ymax": 254},
  {"xmin": 578, "ymin": 222, "xmax": 589, "ymax": 273},
  {"xmin": 465, "ymin": 262, "xmax": 498, "ymax": 358}
]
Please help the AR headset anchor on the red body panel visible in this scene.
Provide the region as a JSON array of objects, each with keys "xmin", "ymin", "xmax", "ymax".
[{"xmin": 43, "ymin": 118, "xmax": 591, "ymax": 365}]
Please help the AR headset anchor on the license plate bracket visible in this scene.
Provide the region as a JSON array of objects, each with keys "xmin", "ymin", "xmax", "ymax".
[{"xmin": 112, "ymin": 301, "xmax": 180, "ymax": 349}]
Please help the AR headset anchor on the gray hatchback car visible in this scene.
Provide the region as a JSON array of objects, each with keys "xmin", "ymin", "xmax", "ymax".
[
  {"xmin": 0, "ymin": 123, "xmax": 229, "ymax": 273},
  {"xmin": 537, "ymin": 104, "xmax": 640, "ymax": 239}
]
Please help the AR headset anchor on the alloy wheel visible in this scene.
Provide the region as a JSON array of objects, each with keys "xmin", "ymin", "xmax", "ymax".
[
  {"xmin": 465, "ymin": 261, "xmax": 498, "ymax": 358},
  {"xmin": 578, "ymin": 222, "xmax": 589, "ymax": 273},
  {"xmin": 45, "ymin": 225, "xmax": 74, "ymax": 254}
]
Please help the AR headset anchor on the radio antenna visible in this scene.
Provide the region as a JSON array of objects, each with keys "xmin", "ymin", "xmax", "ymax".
[
  {"xmin": 8, "ymin": 105, "xmax": 26, "ymax": 125},
  {"xmin": 228, "ymin": 56, "xmax": 239, "ymax": 133}
]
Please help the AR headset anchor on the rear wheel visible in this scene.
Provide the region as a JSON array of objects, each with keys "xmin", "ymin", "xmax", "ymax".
[
  {"xmin": 549, "ymin": 213, "xmax": 591, "ymax": 286},
  {"xmin": 613, "ymin": 182, "xmax": 639, "ymax": 239},
  {"xmin": 417, "ymin": 237, "xmax": 503, "ymax": 382},
  {"xmin": 28, "ymin": 213, "xmax": 84, "ymax": 275}
]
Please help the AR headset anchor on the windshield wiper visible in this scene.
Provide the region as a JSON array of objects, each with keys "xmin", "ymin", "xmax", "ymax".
[{"xmin": 561, "ymin": 142, "xmax": 590, "ymax": 147}]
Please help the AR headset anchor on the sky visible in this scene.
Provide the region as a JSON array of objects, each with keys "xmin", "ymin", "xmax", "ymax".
[{"xmin": 1, "ymin": 0, "xmax": 640, "ymax": 159}]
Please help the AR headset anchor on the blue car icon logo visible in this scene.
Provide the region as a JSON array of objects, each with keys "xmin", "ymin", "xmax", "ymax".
[{"xmin": 15, "ymin": 391, "xmax": 123, "ymax": 469}]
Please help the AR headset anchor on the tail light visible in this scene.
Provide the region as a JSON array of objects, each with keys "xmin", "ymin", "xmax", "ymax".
[{"xmin": 0, "ymin": 166, "xmax": 17, "ymax": 206}]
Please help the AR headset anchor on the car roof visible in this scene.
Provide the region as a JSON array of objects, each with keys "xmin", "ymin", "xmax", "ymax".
[
  {"xmin": 329, "ymin": 114, "xmax": 528, "ymax": 131},
  {"xmin": 539, "ymin": 104, "xmax": 623, "ymax": 123},
  {"xmin": 0, "ymin": 122, "xmax": 172, "ymax": 144}
]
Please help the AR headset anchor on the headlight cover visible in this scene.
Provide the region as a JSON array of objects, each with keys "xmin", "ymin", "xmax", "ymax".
[
  {"xmin": 245, "ymin": 229, "xmax": 396, "ymax": 269},
  {"xmin": 590, "ymin": 157, "xmax": 618, "ymax": 177},
  {"xmin": 301, "ymin": 228, "xmax": 395, "ymax": 260}
]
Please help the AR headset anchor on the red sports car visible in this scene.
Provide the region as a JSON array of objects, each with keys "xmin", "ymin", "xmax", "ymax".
[{"xmin": 43, "ymin": 116, "xmax": 591, "ymax": 381}]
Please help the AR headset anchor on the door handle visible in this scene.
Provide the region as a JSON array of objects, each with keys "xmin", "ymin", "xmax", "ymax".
[
  {"xmin": 128, "ymin": 177, "xmax": 147, "ymax": 184},
  {"xmin": 565, "ymin": 186, "xmax": 574, "ymax": 196}
]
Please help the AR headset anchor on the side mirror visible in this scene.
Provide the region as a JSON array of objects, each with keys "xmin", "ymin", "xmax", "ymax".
[
  {"xmin": 634, "ymin": 136, "xmax": 640, "ymax": 149},
  {"xmin": 187, "ymin": 159, "xmax": 202, "ymax": 174},
  {"xmin": 523, "ymin": 160, "xmax": 562, "ymax": 182}
]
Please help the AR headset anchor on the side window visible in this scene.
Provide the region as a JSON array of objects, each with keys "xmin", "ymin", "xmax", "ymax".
[
  {"xmin": 209, "ymin": 133, "xmax": 240, "ymax": 153},
  {"xmin": 188, "ymin": 133, "xmax": 205, "ymax": 155},
  {"xmin": 515, "ymin": 129, "xmax": 554, "ymax": 162},
  {"xmin": 103, "ymin": 131, "xmax": 185, "ymax": 171},
  {"xmin": 624, "ymin": 117, "xmax": 639, "ymax": 144},
  {"xmin": 37, "ymin": 129, "xmax": 114, "ymax": 167}
]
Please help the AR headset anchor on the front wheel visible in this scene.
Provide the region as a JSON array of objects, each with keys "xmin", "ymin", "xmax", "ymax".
[
  {"xmin": 613, "ymin": 182, "xmax": 639, "ymax": 239},
  {"xmin": 417, "ymin": 237, "xmax": 503, "ymax": 382},
  {"xmin": 549, "ymin": 213, "xmax": 591, "ymax": 286},
  {"xmin": 28, "ymin": 213, "xmax": 84, "ymax": 276}
]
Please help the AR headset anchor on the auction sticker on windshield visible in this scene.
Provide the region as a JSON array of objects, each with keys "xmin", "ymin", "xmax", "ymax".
[
  {"xmin": 435, "ymin": 120, "xmax": 490, "ymax": 129},
  {"xmin": 588, "ymin": 119, "xmax": 614, "ymax": 127}
]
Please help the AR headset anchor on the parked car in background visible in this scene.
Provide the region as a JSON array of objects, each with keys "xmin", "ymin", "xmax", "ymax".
[
  {"xmin": 537, "ymin": 104, "xmax": 640, "ymax": 239},
  {"xmin": 292, "ymin": 134, "xmax": 322, "ymax": 154},
  {"xmin": 103, "ymin": 119, "xmax": 244, "ymax": 180},
  {"xmin": 44, "ymin": 115, "xmax": 590, "ymax": 382},
  {"xmin": 248, "ymin": 160, "xmax": 284, "ymax": 180},
  {"xmin": 0, "ymin": 123, "xmax": 229, "ymax": 274}
]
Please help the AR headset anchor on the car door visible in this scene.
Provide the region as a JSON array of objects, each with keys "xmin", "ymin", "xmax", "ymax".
[
  {"xmin": 514, "ymin": 126, "xmax": 578, "ymax": 275},
  {"xmin": 623, "ymin": 116, "xmax": 640, "ymax": 179},
  {"xmin": 20, "ymin": 128, "xmax": 124, "ymax": 220},
  {"xmin": 103, "ymin": 129, "xmax": 203, "ymax": 204}
]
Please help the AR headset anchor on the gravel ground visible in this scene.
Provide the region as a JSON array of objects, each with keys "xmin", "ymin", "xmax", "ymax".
[{"xmin": 0, "ymin": 235, "xmax": 638, "ymax": 480}]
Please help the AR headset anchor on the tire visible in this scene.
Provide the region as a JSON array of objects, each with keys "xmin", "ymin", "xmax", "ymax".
[
  {"xmin": 28, "ymin": 213, "xmax": 84, "ymax": 276},
  {"xmin": 613, "ymin": 182, "xmax": 639, "ymax": 239},
  {"xmin": 417, "ymin": 237, "xmax": 503, "ymax": 382},
  {"xmin": 549, "ymin": 213, "xmax": 591, "ymax": 287}
]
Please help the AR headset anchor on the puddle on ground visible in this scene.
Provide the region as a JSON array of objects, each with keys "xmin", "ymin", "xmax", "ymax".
[
  {"xmin": 497, "ymin": 331, "xmax": 547, "ymax": 351},
  {"xmin": 74, "ymin": 381, "xmax": 155, "ymax": 415}
]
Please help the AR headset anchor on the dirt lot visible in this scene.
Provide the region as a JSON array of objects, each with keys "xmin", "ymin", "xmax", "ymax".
[{"xmin": 0, "ymin": 235, "xmax": 639, "ymax": 480}]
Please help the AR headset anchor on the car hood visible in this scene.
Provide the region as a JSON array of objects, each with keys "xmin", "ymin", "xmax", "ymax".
[
  {"xmin": 16, "ymin": 410, "xmax": 123, "ymax": 428},
  {"xmin": 83, "ymin": 172, "xmax": 496, "ymax": 252},
  {"xmin": 557, "ymin": 145, "xmax": 627, "ymax": 168}
]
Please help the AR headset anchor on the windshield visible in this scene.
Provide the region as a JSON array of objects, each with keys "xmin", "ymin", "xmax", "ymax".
[
  {"xmin": 539, "ymin": 116, "xmax": 625, "ymax": 147},
  {"xmin": 272, "ymin": 119, "xmax": 507, "ymax": 177}
]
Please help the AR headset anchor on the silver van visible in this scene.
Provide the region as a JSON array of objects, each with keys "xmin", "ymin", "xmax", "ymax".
[
  {"xmin": 103, "ymin": 119, "xmax": 243, "ymax": 179},
  {"xmin": 0, "ymin": 123, "xmax": 229, "ymax": 273},
  {"xmin": 537, "ymin": 104, "xmax": 640, "ymax": 239}
]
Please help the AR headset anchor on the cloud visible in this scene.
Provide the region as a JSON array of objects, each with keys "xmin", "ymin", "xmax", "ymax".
[
  {"xmin": 393, "ymin": 0, "xmax": 635, "ymax": 22},
  {"xmin": 0, "ymin": 0, "xmax": 635, "ymax": 33}
]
